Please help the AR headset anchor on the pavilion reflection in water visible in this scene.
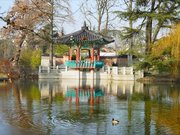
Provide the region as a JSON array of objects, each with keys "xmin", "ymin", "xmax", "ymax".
[{"xmin": 38, "ymin": 79, "xmax": 144, "ymax": 100}]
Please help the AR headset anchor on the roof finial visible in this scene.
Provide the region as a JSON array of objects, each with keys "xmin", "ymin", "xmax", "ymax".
[
  {"xmin": 82, "ymin": 21, "xmax": 88, "ymax": 30},
  {"xmin": 84, "ymin": 21, "xmax": 86, "ymax": 27}
]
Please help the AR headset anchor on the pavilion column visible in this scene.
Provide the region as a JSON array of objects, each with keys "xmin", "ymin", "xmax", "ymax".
[
  {"xmin": 97, "ymin": 48, "xmax": 100, "ymax": 61},
  {"xmin": 91, "ymin": 47, "xmax": 94, "ymax": 62},
  {"xmin": 76, "ymin": 47, "xmax": 80, "ymax": 62},
  {"xmin": 69, "ymin": 47, "xmax": 72, "ymax": 61}
]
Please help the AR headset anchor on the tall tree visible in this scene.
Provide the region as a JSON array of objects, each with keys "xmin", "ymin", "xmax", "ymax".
[
  {"xmin": 115, "ymin": 0, "xmax": 180, "ymax": 54},
  {"xmin": 115, "ymin": 0, "xmax": 140, "ymax": 65},
  {"xmin": 136, "ymin": 0, "xmax": 180, "ymax": 53}
]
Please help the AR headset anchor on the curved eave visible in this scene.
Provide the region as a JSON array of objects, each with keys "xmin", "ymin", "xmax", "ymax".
[{"xmin": 54, "ymin": 28, "xmax": 114, "ymax": 46}]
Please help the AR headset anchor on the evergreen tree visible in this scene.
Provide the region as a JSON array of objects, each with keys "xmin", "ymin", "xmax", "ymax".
[{"xmin": 115, "ymin": 0, "xmax": 180, "ymax": 54}]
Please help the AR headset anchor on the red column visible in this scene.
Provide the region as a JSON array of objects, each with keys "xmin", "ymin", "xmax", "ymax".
[
  {"xmin": 97, "ymin": 48, "xmax": 100, "ymax": 61},
  {"xmin": 76, "ymin": 47, "xmax": 80, "ymax": 63},
  {"xmin": 91, "ymin": 47, "xmax": 94, "ymax": 62}
]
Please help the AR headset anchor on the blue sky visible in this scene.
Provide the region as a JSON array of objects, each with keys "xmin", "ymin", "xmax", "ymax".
[
  {"xmin": 0, "ymin": 0, "xmax": 14, "ymax": 12},
  {"xmin": 0, "ymin": 0, "xmax": 15, "ymax": 28},
  {"xmin": 0, "ymin": 0, "xmax": 84, "ymax": 34}
]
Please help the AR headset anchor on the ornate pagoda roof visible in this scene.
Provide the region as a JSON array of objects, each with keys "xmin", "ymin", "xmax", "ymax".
[{"xmin": 54, "ymin": 23, "xmax": 114, "ymax": 46}]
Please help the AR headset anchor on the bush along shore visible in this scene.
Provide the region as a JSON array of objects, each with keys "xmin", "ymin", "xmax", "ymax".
[{"xmin": 137, "ymin": 74, "xmax": 180, "ymax": 83}]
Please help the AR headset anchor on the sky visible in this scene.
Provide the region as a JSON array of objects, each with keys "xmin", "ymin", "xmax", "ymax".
[
  {"xmin": 0, "ymin": 0, "xmax": 15, "ymax": 27},
  {"xmin": 0, "ymin": 0, "xmax": 14, "ymax": 12},
  {"xmin": 0, "ymin": 0, "xmax": 86, "ymax": 34},
  {"xmin": 0, "ymin": 0, "xmax": 169, "ymax": 38}
]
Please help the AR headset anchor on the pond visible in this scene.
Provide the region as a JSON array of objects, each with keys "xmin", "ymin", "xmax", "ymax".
[{"xmin": 0, "ymin": 79, "xmax": 179, "ymax": 135}]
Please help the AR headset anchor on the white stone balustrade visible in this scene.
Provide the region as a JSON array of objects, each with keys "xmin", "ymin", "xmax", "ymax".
[
  {"xmin": 111, "ymin": 67, "xmax": 134, "ymax": 75},
  {"xmin": 38, "ymin": 65, "xmax": 143, "ymax": 80}
]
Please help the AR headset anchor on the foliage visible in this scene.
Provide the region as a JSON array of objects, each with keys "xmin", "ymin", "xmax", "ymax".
[
  {"xmin": 136, "ymin": 23, "xmax": 180, "ymax": 75},
  {"xmin": 19, "ymin": 49, "xmax": 31, "ymax": 67},
  {"xmin": 0, "ymin": 59, "xmax": 13, "ymax": 74},
  {"xmin": 0, "ymin": 39, "xmax": 15, "ymax": 59},
  {"xmin": 31, "ymin": 49, "xmax": 42, "ymax": 69},
  {"xmin": 54, "ymin": 44, "xmax": 69, "ymax": 56},
  {"xmin": 114, "ymin": 0, "xmax": 180, "ymax": 54},
  {"xmin": 20, "ymin": 48, "xmax": 41, "ymax": 69},
  {"xmin": 150, "ymin": 23, "xmax": 180, "ymax": 75},
  {"xmin": 135, "ymin": 52, "xmax": 174, "ymax": 74},
  {"xmin": 0, "ymin": 58, "xmax": 20, "ymax": 79}
]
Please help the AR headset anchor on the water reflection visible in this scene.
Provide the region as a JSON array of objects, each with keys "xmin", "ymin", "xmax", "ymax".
[{"xmin": 0, "ymin": 80, "xmax": 179, "ymax": 135}]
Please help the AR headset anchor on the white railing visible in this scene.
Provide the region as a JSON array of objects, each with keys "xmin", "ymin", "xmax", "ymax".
[
  {"xmin": 108, "ymin": 66, "xmax": 143, "ymax": 78},
  {"xmin": 39, "ymin": 65, "xmax": 66, "ymax": 73},
  {"xmin": 39, "ymin": 65, "xmax": 143, "ymax": 78},
  {"xmin": 108, "ymin": 66, "xmax": 134, "ymax": 75}
]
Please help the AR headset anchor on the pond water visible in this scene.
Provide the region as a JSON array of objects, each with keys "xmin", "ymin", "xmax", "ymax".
[{"xmin": 0, "ymin": 79, "xmax": 180, "ymax": 135}]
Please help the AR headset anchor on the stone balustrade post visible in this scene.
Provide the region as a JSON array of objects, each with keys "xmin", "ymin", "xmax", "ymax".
[
  {"xmin": 130, "ymin": 67, "xmax": 133, "ymax": 75},
  {"xmin": 101, "ymin": 66, "xmax": 104, "ymax": 72},
  {"xmin": 39, "ymin": 66, "xmax": 41, "ymax": 73},
  {"xmin": 108, "ymin": 67, "xmax": 111, "ymax": 74},
  {"xmin": 123, "ymin": 67, "xmax": 126, "ymax": 75},
  {"xmin": 115, "ymin": 67, "xmax": 118, "ymax": 75},
  {"xmin": 65, "ymin": 66, "xmax": 68, "ymax": 71}
]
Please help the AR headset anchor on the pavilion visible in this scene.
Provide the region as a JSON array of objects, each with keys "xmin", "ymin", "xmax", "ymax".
[
  {"xmin": 39, "ymin": 23, "xmax": 142, "ymax": 80},
  {"xmin": 54, "ymin": 22, "xmax": 114, "ymax": 70}
]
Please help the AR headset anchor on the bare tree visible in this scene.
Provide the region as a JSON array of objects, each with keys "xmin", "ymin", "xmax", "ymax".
[
  {"xmin": 80, "ymin": 0, "xmax": 118, "ymax": 34},
  {"xmin": 0, "ymin": 0, "xmax": 72, "ymax": 66},
  {"xmin": 104, "ymin": 0, "xmax": 118, "ymax": 35}
]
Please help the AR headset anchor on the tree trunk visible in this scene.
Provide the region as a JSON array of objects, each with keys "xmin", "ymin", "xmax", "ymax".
[
  {"xmin": 98, "ymin": 14, "xmax": 102, "ymax": 32},
  {"xmin": 152, "ymin": 21, "xmax": 163, "ymax": 43},
  {"xmin": 11, "ymin": 34, "xmax": 26, "ymax": 66},
  {"xmin": 105, "ymin": 6, "xmax": 109, "ymax": 35},
  {"xmin": 145, "ymin": 0, "xmax": 155, "ymax": 54},
  {"xmin": 128, "ymin": 0, "xmax": 133, "ymax": 66},
  {"xmin": 49, "ymin": 0, "xmax": 54, "ymax": 67},
  {"xmin": 145, "ymin": 17, "xmax": 152, "ymax": 54}
]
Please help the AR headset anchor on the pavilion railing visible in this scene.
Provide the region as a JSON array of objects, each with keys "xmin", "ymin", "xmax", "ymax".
[
  {"xmin": 65, "ymin": 60, "xmax": 104, "ymax": 69},
  {"xmin": 39, "ymin": 65, "xmax": 143, "ymax": 78}
]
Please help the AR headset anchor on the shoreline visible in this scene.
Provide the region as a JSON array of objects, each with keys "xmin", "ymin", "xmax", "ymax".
[{"xmin": 137, "ymin": 75, "xmax": 180, "ymax": 83}]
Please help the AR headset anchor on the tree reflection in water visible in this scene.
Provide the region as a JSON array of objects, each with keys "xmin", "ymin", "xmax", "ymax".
[{"xmin": 0, "ymin": 80, "xmax": 179, "ymax": 135}]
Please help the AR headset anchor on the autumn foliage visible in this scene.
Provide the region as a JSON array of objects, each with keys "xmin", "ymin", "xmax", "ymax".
[
  {"xmin": 0, "ymin": 59, "xmax": 19, "ymax": 79},
  {"xmin": 151, "ymin": 23, "xmax": 180, "ymax": 75}
]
